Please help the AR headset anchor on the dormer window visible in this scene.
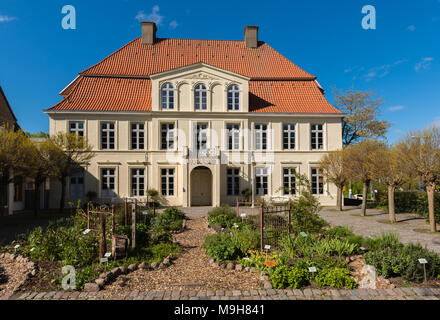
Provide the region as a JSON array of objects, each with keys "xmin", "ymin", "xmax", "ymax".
[
  {"xmin": 161, "ymin": 82, "xmax": 174, "ymax": 110},
  {"xmin": 194, "ymin": 84, "xmax": 207, "ymax": 110},
  {"xmin": 227, "ymin": 85, "xmax": 240, "ymax": 111}
]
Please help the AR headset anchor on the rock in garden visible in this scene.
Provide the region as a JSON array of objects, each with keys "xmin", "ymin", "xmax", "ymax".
[
  {"xmin": 226, "ymin": 263, "xmax": 234, "ymax": 270},
  {"xmin": 359, "ymin": 265, "xmax": 377, "ymax": 289},
  {"xmin": 208, "ymin": 258, "xmax": 215, "ymax": 264},
  {"xmin": 220, "ymin": 264, "xmax": 226, "ymax": 269},
  {"xmin": 250, "ymin": 267, "xmax": 257, "ymax": 273},
  {"xmin": 128, "ymin": 264, "xmax": 138, "ymax": 272},
  {"xmin": 163, "ymin": 258, "xmax": 170, "ymax": 266},
  {"xmin": 158, "ymin": 263, "xmax": 166, "ymax": 269},
  {"xmin": 244, "ymin": 267, "xmax": 250, "ymax": 272},
  {"xmin": 261, "ymin": 275, "xmax": 269, "ymax": 281},
  {"xmin": 111, "ymin": 267, "xmax": 121, "ymax": 276},
  {"xmin": 95, "ymin": 278, "xmax": 105, "ymax": 288},
  {"xmin": 151, "ymin": 262, "xmax": 159, "ymax": 269},
  {"xmin": 99, "ymin": 272, "xmax": 107, "ymax": 279},
  {"xmin": 84, "ymin": 283, "xmax": 100, "ymax": 292},
  {"xmin": 263, "ymin": 281, "xmax": 273, "ymax": 289},
  {"xmin": 0, "ymin": 253, "xmax": 4, "ymax": 258},
  {"xmin": 31, "ymin": 269, "xmax": 37, "ymax": 276},
  {"xmin": 27, "ymin": 262, "xmax": 35, "ymax": 269},
  {"xmin": 8, "ymin": 254, "xmax": 16, "ymax": 261},
  {"xmin": 235, "ymin": 264, "xmax": 243, "ymax": 272},
  {"xmin": 119, "ymin": 266, "xmax": 128, "ymax": 274},
  {"xmin": 139, "ymin": 262, "xmax": 149, "ymax": 270}
]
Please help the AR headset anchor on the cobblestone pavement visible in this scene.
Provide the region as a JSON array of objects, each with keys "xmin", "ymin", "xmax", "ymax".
[
  {"xmin": 3, "ymin": 287, "xmax": 440, "ymax": 300},
  {"xmin": 320, "ymin": 207, "xmax": 440, "ymax": 254}
]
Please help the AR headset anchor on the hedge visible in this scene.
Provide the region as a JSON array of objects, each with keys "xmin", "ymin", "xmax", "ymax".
[{"xmin": 375, "ymin": 190, "xmax": 440, "ymax": 222}]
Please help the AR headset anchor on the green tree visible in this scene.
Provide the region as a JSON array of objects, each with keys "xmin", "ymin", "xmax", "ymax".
[
  {"xmin": 370, "ymin": 144, "xmax": 409, "ymax": 223},
  {"xmin": 319, "ymin": 148, "xmax": 350, "ymax": 211},
  {"xmin": 0, "ymin": 126, "xmax": 34, "ymax": 216},
  {"xmin": 397, "ymin": 127, "xmax": 440, "ymax": 232},
  {"xmin": 335, "ymin": 87, "xmax": 390, "ymax": 146},
  {"xmin": 43, "ymin": 132, "xmax": 95, "ymax": 214},
  {"xmin": 345, "ymin": 140, "xmax": 384, "ymax": 216}
]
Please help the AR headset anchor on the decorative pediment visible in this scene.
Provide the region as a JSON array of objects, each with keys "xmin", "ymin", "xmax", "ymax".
[{"xmin": 183, "ymin": 72, "xmax": 221, "ymax": 81}]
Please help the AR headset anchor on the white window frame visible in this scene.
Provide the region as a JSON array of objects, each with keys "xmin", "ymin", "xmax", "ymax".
[
  {"xmin": 131, "ymin": 168, "xmax": 145, "ymax": 197},
  {"xmin": 194, "ymin": 84, "xmax": 207, "ymax": 110},
  {"xmin": 255, "ymin": 167, "xmax": 268, "ymax": 196},
  {"xmin": 161, "ymin": 168, "xmax": 175, "ymax": 196},
  {"xmin": 101, "ymin": 168, "xmax": 116, "ymax": 198},
  {"xmin": 195, "ymin": 123, "xmax": 208, "ymax": 153},
  {"xmin": 255, "ymin": 124, "xmax": 268, "ymax": 150},
  {"xmin": 311, "ymin": 167, "xmax": 324, "ymax": 195},
  {"xmin": 227, "ymin": 84, "xmax": 240, "ymax": 111},
  {"xmin": 282, "ymin": 168, "xmax": 296, "ymax": 195},
  {"xmin": 283, "ymin": 124, "xmax": 296, "ymax": 150},
  {"xmin": 311, "ymin": 124, "xmax": 324, "ymax": 150},
  {"xmin": 227, "ymin": 168, "xmax": 240, "ymax": 196},
  {"xmin": 131, "ymin": 122, "xmax": 145, "ymax": 150},
  {"xmin": 101, "ymin": 122, "xmax": 115, "ymax": 150},
  {"xmin": 226, "ymin": 123, "xmax": 240, "ymax": 151},
  {"xmin": 161, "ymin": 123, "xmax": 175, "ymax": 150},
  {"xmin": 69, "ymin": 121, "xmax": 84, "ymax": 137},
  {"xmin": 161, "ymin": 82, "xmax": 175, "ymax": 110}
]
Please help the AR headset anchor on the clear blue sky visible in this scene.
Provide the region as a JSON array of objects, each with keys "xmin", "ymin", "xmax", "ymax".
[{"xmin": 0, "ymin": 0, "xmax": 439, "ymax": 143}]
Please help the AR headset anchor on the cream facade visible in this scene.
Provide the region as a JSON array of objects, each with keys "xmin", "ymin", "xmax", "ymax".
[{"xmin": 47, "ymin": 63, "xmax": 343, "ymax": 208}]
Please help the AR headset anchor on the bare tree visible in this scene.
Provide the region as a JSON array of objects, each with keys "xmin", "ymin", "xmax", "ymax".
[
  {"xmin": 335, "ymin": 87, "xmax": 390, "ymax": 146},
  {"xmin": 42, "ymin": 133, "xmax": 95, "ymax": 214},
  {"xmin": 397, "ymin": 127, "xmax": 440, "ymax": 232},
  {"xmin": 345, "ymin": 140, "xmax": 384, "ymax": 216},
  {"xmin": 370, "ymin": 145, "xmax": 409, "ymax": 223},
  {"xmin": 319, "ymin": 148, "xmax": 349, "ymax": 211}
]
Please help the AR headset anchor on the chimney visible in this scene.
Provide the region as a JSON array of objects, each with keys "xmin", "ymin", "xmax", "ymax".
[
  {"xmin": 141, "ymin": 21, "xmax": 157, "ymax": 45},
  {"xmin": 244, "ymin": 25, "xmax": 259, "ymax": 48}
]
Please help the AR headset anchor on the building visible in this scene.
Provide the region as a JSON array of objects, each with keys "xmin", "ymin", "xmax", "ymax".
[{"xmin": 45, "ymin": 23, "xmax": 344, "ymax": 208}]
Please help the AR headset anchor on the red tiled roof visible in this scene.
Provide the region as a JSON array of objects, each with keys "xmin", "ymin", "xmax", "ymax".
[
  {"xmin": 80, "ymin": 38, "xmax": 315, "ymax": 79},
  {"xmin": 47, "ymin": 37, "xmax": 342, "ymax": 115},
  {"xmin": 47, "ymin": 76, "xmax": 341, "ymax": 114}
]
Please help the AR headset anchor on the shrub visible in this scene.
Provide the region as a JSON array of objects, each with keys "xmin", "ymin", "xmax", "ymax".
[
  {"xmin": 207, "ymin": 205, "xmax": 236, "ymax": 220},
  {"xmin": 114, "ymin": 223, "xmax": 150, "ymax": 248},
  {"xmin": 209, "ymin": 214, "xmax": 240, "ymax": 229},
  {"xmin": 75, "ymin": 264, "xmax": 100, "ymax": 290},
  {"xmin": 315, "ymin": 268, "xmax": 357, "ymax": 289},
  {"xmin": 270, "ymin": 265, "xmax": 291, "ymax": 289},
  {"xmin": 304, "ymin": 254, "xmax": 348, "ymax": 270},
  {"xmin": 231, "ymin": 227, "xmax": 260, "ymax": 255},
  {"xmin": 203, "ymin": 233, "xmax": 240, "ymax": 262},
  {"xmin": 327, "ymin": 226, "xmax": 354, "ymax": 238},
  {"xmin": 312, "ymin": 238, "xmax": 358, "ymax": 257},
  {"xmin": 287, "ymin": 266, "xmax": 310, "ymax": 289},
  {"xmin": 150, "ymin": 243, "xmax": 181, "ymax": 262}
]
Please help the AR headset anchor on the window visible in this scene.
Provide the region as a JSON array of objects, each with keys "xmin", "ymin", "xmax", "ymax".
[
  {"xmin": 161, "ymin": 82, "xmax": 174, "ymax": 110},
  {"xmin": 14, "ymin": 180, "xmax": 23, "ymax": 202},
  {"xmin": 283, "ymin": 168, "xmax": 296, "ymax": 195},
  {"xmin": 255, "ymin": 124, "xmax": 267, "ymax": 150},
  {"xmin": 69, "ymin": 121, "xmax": 84, "ymax": 137},
  {"xmin": 131, "ymin": 168, "xmax": 145, "ymax": 197},
  {"xmin": 161, "ymin": 123, "xmax": 175, "ymax": 150},
  {"xmin": 311, "ymin": 167, "xmax": 324, "ymax": 195},
  {"xmin": 101, "ymin": 168, "xmax": 115, "ymax": 197},
  {"xmin": 255, "ymin": 167, "xmax": 268, "ymax": 196},
  {"xmin": 161, "ymin": 168, "xmax": 175, "ymax": 196},
  {"xmin": 101, "ymin": 122, "xmax": 115, "ymax": 150},
  {"xmin": 227, "ymin": 85, "xmax": 240, "ymax": 111},
  {"xmin": 194, "ymin": 84, "xmax": 207, "ymax": 110},
  {"xmin": 131, "ymin": 123, "xmax": 145, "ymax": 150},
  {"xmin": 283, "ymin": 124, "xmax": 296, "ymax": 150},
  {"xmin": 227, "ymin": 168, "xmax": 240, "ymax": 196},
  {"xmin": 311, "ymin": 124, "xmax": 323, "ymax": 150},
  {"xmin": 195, "ymin": 124, "xmax": 208, "ymax": 152},
  {"xmin": 226, "ymin": 124, "xmax": 240, "ymax": 150},
  {"xmin": 70, "ymin": 172, "xmax": 84, "ymax": 199}
]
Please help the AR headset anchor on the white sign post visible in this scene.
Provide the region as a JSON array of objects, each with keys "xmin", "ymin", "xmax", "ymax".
[
  {"xmin": 308, "ymin": 266, "xmax": 317, "ymax": 278},
  {"xmin": 418, "ymin": 258, "xmax": 428, "ymax": 282}
]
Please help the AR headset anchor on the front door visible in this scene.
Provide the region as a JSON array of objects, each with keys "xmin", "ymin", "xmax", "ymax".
[{"xmin": 191, "ymin": 167, "xmax": 212, "ymax": 206}]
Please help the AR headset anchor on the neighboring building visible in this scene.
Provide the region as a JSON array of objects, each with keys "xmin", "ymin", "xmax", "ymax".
[
  {"xmin": 45, "ymin": 23, "xmax": 344, "ymax": 208},
  {"xmin": 0, "ymin": 85, "xmax": 18, "ymax": 129}
]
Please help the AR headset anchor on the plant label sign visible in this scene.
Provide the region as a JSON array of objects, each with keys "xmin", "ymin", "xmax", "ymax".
[
  {"xmin": 101, "ymin": 258, "xmax": 108, "ymax": 263},
  {"xmin": 300, "ymin": 232, "xmax": 307, "ymax": 237},
  {"xmin": 265, "ymin": 260, "xmax": 276, "ymax": 268},
  {"xmin": 240, "ymin": 214, "xmax": 246, "ymax": 218},
  {"xmin": 83, "ymin": 229, "xmax": 91, "ymax": 235},
  {"xmin": 14, "ymin": 245, "xmax": 20, "ymax": 249},
  {"xmin": 360, "ymin": 247, "xmax": 366, "ymax": 251},
  {"xmin": 264, "ymin": 245, "xmax": 271, "ymax": 250},
  {"xmin": 142, "ymin": 211, "xmax": 149, "ymax": 215},
  {"xmin": 30, "ymin": 247, "xmax": 35, "ymax": 252},
  {"xmin": 243, "ymin": 257, "xmax": 250, "ymax": 261},
  {"xmin": 104, "ymin": 252, "xmax": 112, "ymax": 258},
  {"xmin": 308, "ymin": 267, "xmax": 317, "ymax": 273},
  {"xmin": 418, "ymin": 258, "xmax": 428, "ymax": 264}
]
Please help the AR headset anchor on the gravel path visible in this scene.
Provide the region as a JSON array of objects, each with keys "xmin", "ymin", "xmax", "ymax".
[
  {"xmin": 320, "ymin": 207, "xmax": 440, "ymax": 254},
  {"xmin": 103, "ymin": 216, "xmax": 262, "ymax": 293},
  {"xmin": 0, "ymin": 258, "xmax": 29, "ymax": 298}
]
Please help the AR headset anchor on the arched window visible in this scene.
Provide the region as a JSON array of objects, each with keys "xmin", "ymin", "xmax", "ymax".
[
  {"xmin": 227, "ymin": 85, "xmax": 240, "ymax": 111},
  {"xmin": 194, "ymin": 84, "xmax": 207, "ymax": 110},
  {"xmin": 161, "ymin": 83, "xmax": 174, "ymax": 110}
]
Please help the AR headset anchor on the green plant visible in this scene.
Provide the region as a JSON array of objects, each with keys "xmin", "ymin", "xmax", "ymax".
[
  {"xmin": 315, "ymin": 268, "xmax": 357, "ymax": 289},
  {"xmin": 75, "ymin": 264, "xmax": 100, "ymax": 290},
  {"xmin": 270, "ymin": 265, "xmax": 291, "ymax": 289},
  {"xmin": 150, "ymin": 243, "xmax": 181, "ymax": 262},
  {"xmin": 209, "ymin": 214, "xmax": 240, "ymax": 229},
  {"xmin": 203, "ymin": 233, "xmax": 240, "ymax": 262},
  {"xmin": 287, "ymin": 266, "xmax": 310, "ymax": 289},
  {"xmin": 207, "ymin": 205, "xmax": 236, "ymax": 220},
  {"xmin": 312, "ymin": 238, "xmax": 358, "ymax": 257},
  {"xmin": 326, "ymin": 226, "xmax": 354, "ymax": 238},
  {"xmin": 231, "ymin": 227, "xmax": 260, "ymax": 255}
]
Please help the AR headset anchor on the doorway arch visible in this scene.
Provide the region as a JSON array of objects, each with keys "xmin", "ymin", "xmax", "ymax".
[{"xmin": 190, "ymin": 166, "xmax": 213, "ymax": 206}]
